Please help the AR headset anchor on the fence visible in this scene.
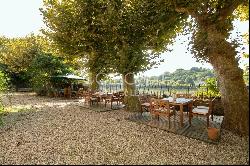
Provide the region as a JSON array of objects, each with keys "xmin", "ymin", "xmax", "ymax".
[{"xmin": 99, "ymin": 83, "xmax": 212, "ymax": 98}]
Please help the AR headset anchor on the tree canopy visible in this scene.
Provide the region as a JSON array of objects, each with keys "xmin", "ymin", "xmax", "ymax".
[
  {"xmin": 0, "ymin": 34, "xmax": 76, "ymax": 93},
  {"xmin": 165, "ymin": 0, "xmax": 249, "ymax": 136},
  {"xmin": 40, "ymin": 0, "xmax": 249, "ymax": 136},
  {"xmin": 40, "ymin": 0, "xmax": 187, "ymax": 75}
]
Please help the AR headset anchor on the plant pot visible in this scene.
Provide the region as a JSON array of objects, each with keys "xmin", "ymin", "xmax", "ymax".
[{"xmin": 207, "ymin": 127, "xmax": 219, "ymax": 140}]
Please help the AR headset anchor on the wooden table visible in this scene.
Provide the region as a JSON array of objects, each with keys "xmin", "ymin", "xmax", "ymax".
[{"xmin": 162, "ymin": 98, "xmax": 193, "ymax": 127}]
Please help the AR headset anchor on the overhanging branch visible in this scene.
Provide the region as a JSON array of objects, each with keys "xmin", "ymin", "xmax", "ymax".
[
  {"xmin": 173, "ymin": 2, "xmax": 204, "ymax": 22},
  {"xmin": 217, "ymin": 0, "xmax": 247, "ymax": 21},
  {"xmin": 173, "ymin": 1, "xmax": 196, "ymax": 16}
]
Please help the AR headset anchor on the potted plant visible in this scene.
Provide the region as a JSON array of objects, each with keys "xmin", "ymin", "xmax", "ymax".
[{"xmin": 207, "ymin": 127, "xmax": 219, "ymax": 140}]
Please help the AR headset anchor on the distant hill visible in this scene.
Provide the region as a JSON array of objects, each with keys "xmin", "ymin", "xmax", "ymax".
[{"xmin": 137, "ymin": 67, "xmax": 215, "ymax": 86}]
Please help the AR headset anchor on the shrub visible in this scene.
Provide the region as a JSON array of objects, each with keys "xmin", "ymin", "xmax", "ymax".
[
  {"xmin": 0, "ymin": 71, "xmax": 9, "ymax": 92},
  {"xmin": 28, "ymin": 52, "xmax": 72, "ymax": 95},
  {"xmin": 195, "ymin": 78, "xmax": 220, "ymax": 98},
  {"xmin": 0, "ymin": 71, "xmax": 9, "ymax": 125}
]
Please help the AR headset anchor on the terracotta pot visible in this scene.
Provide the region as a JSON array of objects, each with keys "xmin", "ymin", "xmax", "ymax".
[{"xmin": 207, "ymin": 127, "xmax": 219, "ymax": 140}]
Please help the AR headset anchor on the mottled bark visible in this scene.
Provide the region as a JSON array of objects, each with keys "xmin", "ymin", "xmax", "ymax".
[
  {"xmin": 207, "ymin": 29, "xmax": 249, "ymax": 136},
  {"xmin": 89, "ymin": 72, "xmax": 99, "ymax": 91},
  {"xmin": 122, "ymin": 73, "xmax": 140, "ymax": 112}
]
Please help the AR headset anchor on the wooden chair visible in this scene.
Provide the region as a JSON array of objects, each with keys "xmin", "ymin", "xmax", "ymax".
[
  {"xmin": 139, "ymin": 95, "xmax": 150, "ymax": 114},
  {"xmin": 113, "ymin": 92, "xmax": 123, "ymax": 104},
  {"xmin": 150, "ymin": 98, "xmax": 176, "ymax": 128},
  {"xmin": 104, "ymin": 93, "xmax": 119, "ymax": 109},
  {"xmin": 52, "ymin": 89, "xmax": 59, "ymax": 97},
  {"xmin": 76, "ymin": 88, "xmax": 84, "ymax": 98},
  {"xmin": 118, "ymin": 91, "xmax": 125, "ymax": 104},
  {"xmin": 189, "ymin": 98, "xmax": 215, "ymax": 127},
  {"xmin": 64, "ymin": 87, "xmax": 71, "ymax": 98},
  {"xmin": 84, "ymin": 92, "xmax": 99, "ymax": 106}
]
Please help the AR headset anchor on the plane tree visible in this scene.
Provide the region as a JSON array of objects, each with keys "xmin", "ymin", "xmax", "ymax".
[
  {"xmin": 41, "ymin": 0, "xmax": 186, "ymax": 111},
  {"xmin": 166, "ymin": 0, "xmax": 249, "ymax": 136}
]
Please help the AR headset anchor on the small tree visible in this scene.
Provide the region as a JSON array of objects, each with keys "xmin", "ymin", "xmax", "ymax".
[
  {"xmin": 28, "ymin": 52, "xmax": 72, "ymax": 95},
  {"xmin": 0, "ymin": 35, "xmax": 51, "ymax": 90}
]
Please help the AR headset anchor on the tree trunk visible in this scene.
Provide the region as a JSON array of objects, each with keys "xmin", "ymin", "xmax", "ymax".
[
  {"xmin": 207, "ymin": 30, "xmax": 249, "ymax": 136},
  {"xmin": 89, "ymin": 72, "xmax": 99, "ymax": 91},
  {"xmin": 122, "ymin": 73, "xmax": 140, "ymax": 112}
]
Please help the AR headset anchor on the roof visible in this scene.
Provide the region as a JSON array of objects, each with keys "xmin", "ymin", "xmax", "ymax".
[{"xmin": 52, "ymin": 74, "xmax": 87, "ymax": 80}]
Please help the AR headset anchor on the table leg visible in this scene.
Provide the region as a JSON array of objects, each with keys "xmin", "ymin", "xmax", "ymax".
[
  {"xmin": 180, "ymin": 104, "xmax": 183, "ymax": 127},
  {"xmin": 188, "ymin": 102, "xmax": 193, "ymax": 126}
]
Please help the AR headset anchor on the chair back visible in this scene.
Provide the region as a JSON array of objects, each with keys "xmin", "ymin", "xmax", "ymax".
[
  {"xmin": 149, "ymin": 98, "xmax": 157, "ymax": 111},
  {"xmin": 118, "ymin": 91, "xmax": 124, "ymax": 96},
  {"xmin": 176, "ymin": 93, "xmax": 192, "ymax": 98},
  {"xmin": 113, "ymin": 92, "xmax": 119, "ymax": 97},
  {"xmin": 83, "ymin": 91, "xmax": 91, "ymax": 102},
  {"xmin": 150, "ymin": 98, "xmax": 167, "ymax": 108},
  {"xmin": 77, "ymin": 88, "xmax": 84, "ymax": 97},
  {"xmin": 112, "ymin": 93, "xmax": 119, "ymax": 100},
  {"xmin": 64, "ymin": 87, "xmax": 71, "ymax": 98},
  {"xmin": 139, "ymin": 95, "xmax": 150, "ymax": 104},
  {"xmin": 105, "ymin": 93, "xmax": 113, "ymax": 100},
  {"xmin": 150, "ymin": 98, "xmax": 171, "ymax": 113}
]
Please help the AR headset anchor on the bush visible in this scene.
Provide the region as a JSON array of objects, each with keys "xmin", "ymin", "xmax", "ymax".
[
  {"xmin": 0, "ymin": 71, "xmax": 9, "ymax": 92},
  {"xmin": 27, "ymin": 52, "xmax": 72, "ymax": 95},
  {"xmin": 195, "ymin": 78, "xmax": 220, "ymax": 98},
  {"xmin": 0, "ymin": 71, "xmax": 9, "ymax": 125}
]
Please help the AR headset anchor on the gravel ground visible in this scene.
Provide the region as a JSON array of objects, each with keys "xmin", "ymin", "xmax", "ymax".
[{"xmin": 0, "ymin": 92, "xmax": 249, "ymax": 165}]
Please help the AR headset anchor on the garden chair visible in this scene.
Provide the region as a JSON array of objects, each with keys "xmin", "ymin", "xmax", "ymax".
[
  {"xmin": 104, "ymin": 93, "xmax": 119, "ymax": 109},
  {"xmin": 139, "ymin": 95, "xmax": 151, "ymax": 114},
  {"xmin": 84, "ymin": 92, "xmax": 99, "ymax": 106},
  {"xmin": 150, "ymin": 98, "xmax": 176, "ymax": 128},
  {"xmin": 118, "ymin": 91, "xmax": 125, "ymax": 104},
  {"xmin": 64, "ymin": 87, "xmax": 71, "ymax": 98},
  {"xmin": 113, "ymin": 92, "xmax": 123, "ymax": 104},
  {"xmin": 189, "ymin": 98, "xmax": 215, "ymax": 127},
  {"xmin": 76, "ymin": 88, "xmax": 85, "ymax": 98}
]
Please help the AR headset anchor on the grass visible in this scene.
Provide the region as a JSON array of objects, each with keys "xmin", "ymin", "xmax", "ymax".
[{"xmin": 0, "ymin": 105, "xmax": 35, "ymax": 127}]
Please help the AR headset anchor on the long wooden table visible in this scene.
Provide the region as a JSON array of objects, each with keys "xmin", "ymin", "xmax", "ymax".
[{"xmin": 162, "ymin": 98, "xmax": 193, "ymax": 127}]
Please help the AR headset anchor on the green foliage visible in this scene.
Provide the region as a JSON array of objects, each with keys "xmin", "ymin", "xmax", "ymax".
[
  {"xmin": 41, "ymin": 0, "xmax": 116, "ymax": 75},
  {"xmin": 195, "ymin": 78, "xmax": 220, "ymax": 98},
  {"xmin": 234, "ymin": 3, "xmax": 249, "ymax": 21},
  {"xmin": 0, "ymin": 34, "xmax": 42, "ymax": 73},
  {"xmin": 169, "ymin": 0, "xmax": 248, "ymax": 63},
  {"xmin": 0, "ymin": 71, "xmax": 9, "ymax": 92},
  {"xmin": 28, "ymin": 52, "xmax": 72, "ymax": 95},
  {"xmin": 40, "ymin": 0, "xmax": 187, "ymax": 77},
  {"xmin": 0, "ymin": 71, "xmax": 9, "ymax": 126},
  {"xmin": 243, "ymin": 65, "xmax": 249, "ymax": 85},
  {"xmin": 150, "ymin": 67, "xmax": 215, "ymax": 86},
  {"xmin": 0, "ymin": 35, "xmax": 54, "ymax": 89},
  {"xmin": 0, "ymin": 34, "xmax": 77, "ymax": 92}
]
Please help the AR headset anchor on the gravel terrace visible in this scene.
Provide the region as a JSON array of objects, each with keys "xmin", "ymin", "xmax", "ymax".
[{"xmin": 0, "ymin": 92, "xmax": 249, "ymax": 165}]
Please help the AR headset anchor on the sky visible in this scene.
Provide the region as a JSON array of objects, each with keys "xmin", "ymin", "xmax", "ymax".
[{"xmin": 0, "ymin": 0, "xmax": 249, "ymax": 77}]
